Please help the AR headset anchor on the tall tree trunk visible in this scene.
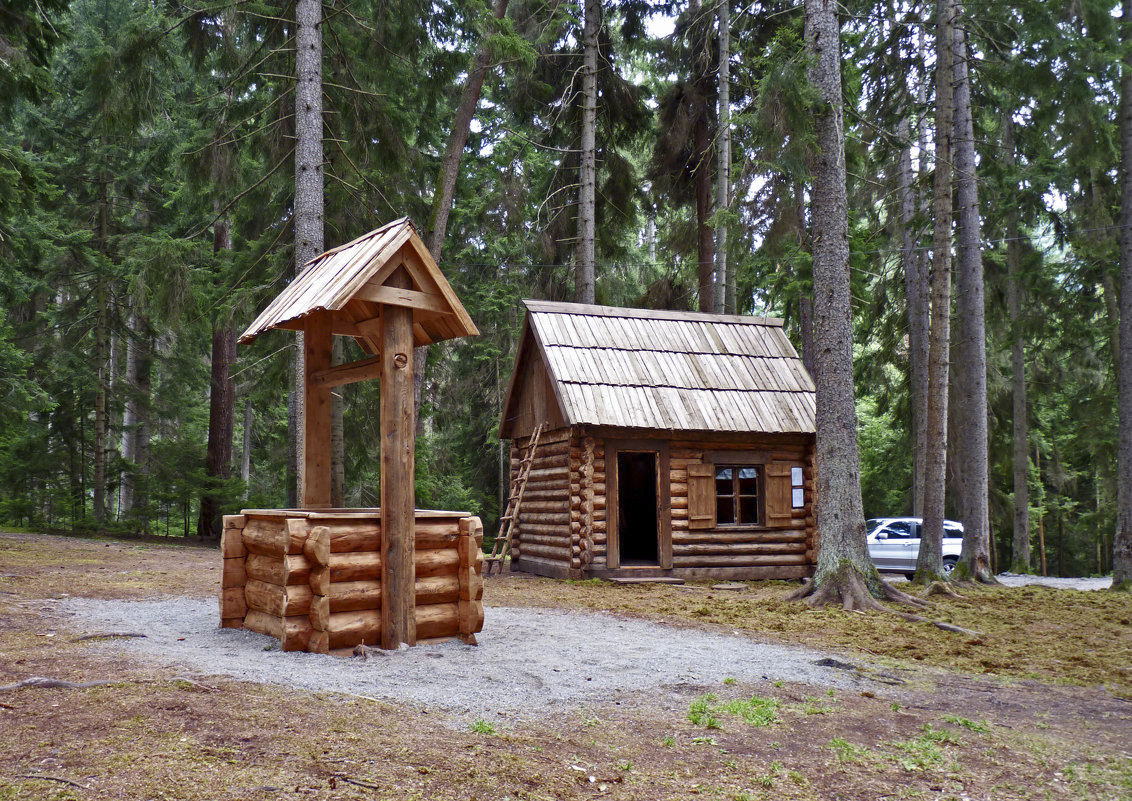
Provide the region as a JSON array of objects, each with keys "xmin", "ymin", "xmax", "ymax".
[
  {"xmin": 715, "ymin": 0, "xmax": 731, "ymax": 314},
  {"xmin": 1004, "ymin": 115, "xmax": 1031, "ymax": 574},
  {"xmin": 576, "ymin": 0, "xmax": 598, "ymax": 304},
  {"xmin": 293, "ymin": 0, "xmax": 324, "ymax": 507},
  {"xmin": 950, "ymin": 15, "xmax": 995, "ymax": 584},
  {"xmin": 119, "ymin": 311, "xmax": 139, "ymax": 516},
  {"xmin": 915, "ymin": 0, "xmax": 955, "ymax": 583},
  {"xmin": 695, "ymin": 108, "xmax": 715, "ymax": 313},
  {"xmin": 790, "ymin": 0, "xmax": 918, "ymax": 610},
  {"xmin": 199, "ymin": 218, "xmax": 237, "ymax": 539},
  {"xmin": 242, "ymin": 397, "xmax": 253, "ymax": 499},
  {"xmin": 414, "ymin": 0, "xmax": 512, "ymax": 425},
  {"xmin": 899, "ymin": 116, "xmax": 929, "ymax": 518},
  {"xmin": 199, "ymin": 324, "xmax": 237, "ymax": 539},
  {"xmin": 1115, "ymin": 0, "xmax": 1132, "ymax": 589}
]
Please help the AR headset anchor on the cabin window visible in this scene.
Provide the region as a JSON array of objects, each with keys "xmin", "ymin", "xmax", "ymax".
[
  {"xmin": 791, "ymin": 466, "xmax": 804, "ymax": 508},
  {"xmin": 715, "ymin": 466, "xmax": 761, "ymax": 526}
]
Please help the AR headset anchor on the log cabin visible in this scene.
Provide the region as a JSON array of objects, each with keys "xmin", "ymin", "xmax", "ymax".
[{"xmin": 498, "ymin": 300, "xmax": 817, "ymax": 581}]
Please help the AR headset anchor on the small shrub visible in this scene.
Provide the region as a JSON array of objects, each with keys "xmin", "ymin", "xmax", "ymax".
[{"xmin": 469, "ymin": 719, "xmax": 496, "ymax": 735}]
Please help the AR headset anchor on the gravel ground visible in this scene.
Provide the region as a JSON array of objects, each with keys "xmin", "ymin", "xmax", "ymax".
[
  {"xmin": 55, "ymin": 573, "xmax": 1111, "ymax": 725},
  {"xmin": 58, "ymin": 599, "xmax": 876, "ymax": 724},
  {"xmin": 993, "ymin": 573, "xmax": 1112, "ymax": 590}
]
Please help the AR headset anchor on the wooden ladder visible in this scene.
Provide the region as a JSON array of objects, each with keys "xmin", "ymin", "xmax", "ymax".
[{"xmin": 485, "ymin": 423, "xmax": 544, "ymax": 575}]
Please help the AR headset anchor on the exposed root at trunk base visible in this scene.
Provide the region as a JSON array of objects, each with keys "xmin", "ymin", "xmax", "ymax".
[
  {"xmin": 787, "ymin": 572, "xmax": 980, "ymax": 637},
  {"xmin": 924, "ymin": 581, "xmax": 961, "ymax": 598},
  {"xmin": 788, "ymin": 571, "xmax": 929, "ymax": 611}
]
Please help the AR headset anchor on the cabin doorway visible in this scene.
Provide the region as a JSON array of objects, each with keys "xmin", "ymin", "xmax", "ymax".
[{"xmin": 616, "ymin": 451, "xmax": 659, "ymax": 565}]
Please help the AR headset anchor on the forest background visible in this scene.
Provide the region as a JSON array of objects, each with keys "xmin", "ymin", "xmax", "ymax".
[{"xmin": 0, "ymin": 0, "xmax": 1124, "ymax": 579}]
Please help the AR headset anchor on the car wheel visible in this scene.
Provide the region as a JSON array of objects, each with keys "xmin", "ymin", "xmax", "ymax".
[{"xmin": 942, "ymin": 557, "xmax": 957, "ymax": 575}]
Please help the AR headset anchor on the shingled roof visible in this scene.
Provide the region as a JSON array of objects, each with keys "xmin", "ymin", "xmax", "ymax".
[
  {"xmin": 499, "ymin": 300, "xmax": 816, "ymax": 437},
  {"xmin": 239, "ymin": 217, "xmax": 477, "ymax": 351}
]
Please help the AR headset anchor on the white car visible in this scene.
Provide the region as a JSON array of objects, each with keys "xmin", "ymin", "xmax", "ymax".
[{"xmin": 866, "ymin": 517, "xmax": 964, "ymax": 577}]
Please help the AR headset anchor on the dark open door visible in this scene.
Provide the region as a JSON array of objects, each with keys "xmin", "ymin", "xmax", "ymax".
[{"xmin": 616, "ymin": 451, "xmax": 659, "ymax": 566}]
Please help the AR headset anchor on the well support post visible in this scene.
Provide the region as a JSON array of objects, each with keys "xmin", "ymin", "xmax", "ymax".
[{"xmin": 380, "ymin": 267, "xmax": 416, "ymax": 648}]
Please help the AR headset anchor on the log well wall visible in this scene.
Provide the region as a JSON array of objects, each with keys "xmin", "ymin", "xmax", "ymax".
[{"xmin": 219, "ymin": 510, "xmax": 484, "ymax": 652}]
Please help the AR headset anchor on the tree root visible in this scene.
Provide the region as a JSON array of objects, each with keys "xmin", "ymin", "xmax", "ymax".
[
  {"xmin": 72, "ymin": 632, "xmax": 147, "ymax": 642},
  {"xmin": 923, "ymin": 581, "xmax": 961, "ymax": 598},
  {"xmin": 0, "ymin": 677, "xmax": 117, "ymax": 691},
  {"xmin": 1, "ymin": 675, "xmax": 214, "ymax": 692},
  {"xmin": 787, "ymin": 572, "xmax": 980, "ymax": 636},
  {"xmin": 18, "ymin": 775, "xmax": 89, "ymax": 790},
  {"xmin": 788, "ymin": 571, "xmax": 930, "ymax": 611}
]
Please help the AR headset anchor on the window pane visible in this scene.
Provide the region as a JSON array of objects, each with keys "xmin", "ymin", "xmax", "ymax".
[
  {"xmin": 791, "ymin": 466, "xmax": 803, "ymax": 486},
  {"xmin": 739, "ymin": 496, "xmax": 758, "ymax": 524},
  {"xmin": 717, "ymin": 497, "xmax": 734, "ymax": 524},
  {"xmin": 716, "ymin": 467, "xmax": 733, "ymax": 496},
  {"xmin": 737, "ymin": 467, "xmax": 758, "ymax": 495},
  {"xmin": 792, "ymin": 487, "xmax": 804, "ymax": 508}
]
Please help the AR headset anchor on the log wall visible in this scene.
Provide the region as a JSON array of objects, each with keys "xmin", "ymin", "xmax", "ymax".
[
  {"xmin": 510, "ymin": 426, "xmax": 815, "ymax": 580},
  {"xmin": 219, "ymin": 509, "xmax": 484, "ymax": 652}
]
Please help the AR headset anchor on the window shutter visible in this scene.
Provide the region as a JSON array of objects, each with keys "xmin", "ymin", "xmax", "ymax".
[
  {"xmin": 766, "ymin": 462, "xmax": 796, "ymax": 528},
  {"xmin": 687, "ymin": 463, "xmax": 716, "ymax": 530}
]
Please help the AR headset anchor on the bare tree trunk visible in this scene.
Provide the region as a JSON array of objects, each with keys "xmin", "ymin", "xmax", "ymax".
[
  {"xmin": 1004, "ymin": 114, "xmax": 1031, "ymax": 574},
  {"xmin": 415, "ymin": 0, "xmax": 511, "ymax": 424},
  {"xmin": 915, "ymin": 0, "xmax": 955, "ymax": 583},
  {"xmin": 292, "ymin": 0, "xmax": 324, "ymax": 507},
  {"xmin": 799, "ymin": 295, "xmax": 814, "ymax": 378},
  {"xmin": 242, "ymin": 397, "xmax": 253, "ymax": 498},
  {"xmin": 715, "ymin": 0, "xmax": 731, "ymax": 314},
  {"xmin": 199, "ymin": 325, "xmax": 237, "ymax": 539},
  {"xmin": 898, "ymin": 117, "xmax": 929, "ymax": 518},
  {"xmin": 119, "ymin": 312, "xmax": 139, "ymax": 516},
  {"xmin": 1115, "ymin": 0, "xmax": 1132, "ymax": 589},
  {"xmin": 576, "ymin": 0, "xmax": 598, "ymax": 304},
  {"xmin": 950, "ymin": 15, "xmax": 995, "ymax": 584},
  {"xmin": 789, "ymin": 0, "xmax": 918, "ymax": 610}
]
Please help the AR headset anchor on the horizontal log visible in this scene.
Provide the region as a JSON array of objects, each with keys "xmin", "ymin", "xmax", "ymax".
[
  {"xmin": 518, "ymin": 542, "xmax": 575, "ymax": 560},
  {"xmin": 673, "ymin": 531, "xmax": 808, "ymax": 544},
  {"xmin": 673, "ymin": 542, "xmax": 807, "ymax": 557},
  {"xmin": 416, "ymin": 548, "xmax": 459, "ymax": 579},
  {"xmin": 243, "ymin": 609, "xmax": 311, "ymax": 652},
  {"xmin": 520, "ymin": 500, "xmax": 571, "ymax": 514},
  {"xmin": 222, "ymin": 556, "xmax": 246, "ymax": 589},
  {"xmin": 415, "ymin": 602, "xmax": 461, "ymax": 640},
  {"xmin": 219, "ymin": 587, "xmax": 246, "ymax": 620},
  {"xmin": 528, "ymin": 466, "xmax": 569, "ymax": 482},
  {"xmin": 522, "ymin": 488, "xmax": 570, "ymax": 502},
  {"xmin": 245, "ymin": 579, "xmax": 313, "ymax": 617},
  {"xmin": 245, "ymin": 553, "xmax": 311, "ymax": 586},
  {"xmin": 671, "ymin": 554, "xmax": 810, "ymax": 567},
  {"xmin": 328, "ymin": 551, "xmax": 381, "ymax": 584},
  {"xmin": 532, "ymin": 439, "xmax": 572, "ymax": 457},
  {"xmin": 326, "ymin": 579, "xmax": 381, "ymax": 613},
  {"xmin": 517, "ymin": 532, "xmax": 573, "ymax": 548},
  {"xmin": 326, "ymin": 524, "xmax": 380, "ymax": 553},
  {"xmin": 520, "ymin": 511, "xmax": 571, "ymax": 525},
  {"xmin": 519, "ymin": 523, "xmax": 571, "ymax": 537},
  {"xmin": 326, "ymin": 609, "xmax": 381, "ymax": 649},
  {"xmin": 416, "ymin": 574, "xmax": 460, "ymax": 605},
  {"xmin": 242, "ymin": 517, "xmax": 306, "ymax": 557}
]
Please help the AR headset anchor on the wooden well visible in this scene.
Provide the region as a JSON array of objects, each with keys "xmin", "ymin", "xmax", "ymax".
[{"xmin": 219, "ymin": 218, "xmax": 483, "ymax": 651}]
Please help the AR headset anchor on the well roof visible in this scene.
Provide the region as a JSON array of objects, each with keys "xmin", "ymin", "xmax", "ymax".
[
  {"xmin": 239, "ymin": 217, "xmax": 477, "ymax": 350},
  {"xmin": 501, "ymin": 300, "xmax": 816, "ymax": 436}
]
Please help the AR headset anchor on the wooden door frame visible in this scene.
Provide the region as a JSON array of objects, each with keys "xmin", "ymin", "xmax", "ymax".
[{"xmin": 606, "ymin": 439, "xmax": 671, "ymax": 570}]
